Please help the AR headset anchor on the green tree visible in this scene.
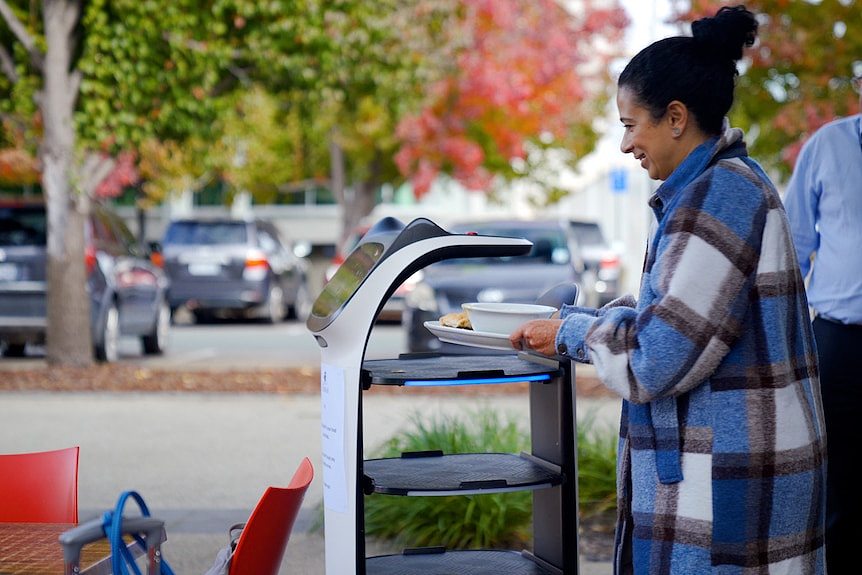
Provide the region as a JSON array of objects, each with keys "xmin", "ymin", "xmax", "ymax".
[
  {"xmin": 0, "ymin": 0, "xmax": 245, "ymax": 365},
  {"xmin": 677, "ymin": 0, "xmax": 861, "ymax": 178},
  {"xmin": 229, "ymin": 0, "xmax": 460, "ymax": 246}
]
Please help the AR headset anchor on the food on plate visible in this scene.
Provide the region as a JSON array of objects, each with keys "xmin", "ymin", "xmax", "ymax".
[{"xmin": 439, "ymin": 310, "xmax": 472, "ymax": 330}]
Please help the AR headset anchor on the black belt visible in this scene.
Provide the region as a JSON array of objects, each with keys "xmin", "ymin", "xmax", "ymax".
[{"xmin": 815, "ymin": 313, "xmax": 862, "ymax": 327}]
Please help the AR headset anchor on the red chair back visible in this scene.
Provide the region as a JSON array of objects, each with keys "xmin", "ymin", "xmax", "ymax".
[
  {"xmin": 230, "ymin": 457, "xmax": 314, "ymax": 575},
  {"xmin": 0, "ymin": 446, "xmax": 79, "ymax": 523}
]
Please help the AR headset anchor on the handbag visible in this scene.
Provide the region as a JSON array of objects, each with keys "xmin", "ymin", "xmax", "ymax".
[
  {"xmin": 101, "ymin": 490, "xmax": 176, "ymax": 575},
  {"xmin": 202, "ymin": 522, "xmax": 245, "ymax": 575}
]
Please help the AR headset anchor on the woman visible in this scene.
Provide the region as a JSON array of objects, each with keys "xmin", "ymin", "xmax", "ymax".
[{"xmin": 512, "ymin": 6, "xmax": 826, "ymax": 574}]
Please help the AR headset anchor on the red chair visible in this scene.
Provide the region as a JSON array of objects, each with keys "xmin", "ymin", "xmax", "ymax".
[
  {"xmin": 0, "ymin": 446, "xmax": 79, "ymax": 523},
  {"xmin": 229, "ymin": 457, "xmax": 314, "ymax": 575}
]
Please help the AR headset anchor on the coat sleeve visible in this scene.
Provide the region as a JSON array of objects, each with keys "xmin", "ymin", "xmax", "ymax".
[{"xmin": 557, "ymin": 170, "xmax": 765, "ymax": 403}]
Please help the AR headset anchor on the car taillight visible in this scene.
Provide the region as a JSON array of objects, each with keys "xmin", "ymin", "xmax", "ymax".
[
  {"xmin": 598, "ymin": 252, "xmax": 620, "ymax": 282},
  {"xmin": 243, "ymin": 250, "xmax": 269, "ymax": 280},
  {"xmin": 245, "ymin": 251, "xmax": 269, "ymax": 269},
  {"xmin": 599, "ymin": 253, "xmax": 619, "ymax": 269},
  {"xmin": 85, "ymin": 244, "xmax": 97, "ymax": 274}
]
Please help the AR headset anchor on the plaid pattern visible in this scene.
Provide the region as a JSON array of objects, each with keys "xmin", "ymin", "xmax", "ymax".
[{"xmin": 558, "ymin": 128, "xmax": 826, "ymax": 574}]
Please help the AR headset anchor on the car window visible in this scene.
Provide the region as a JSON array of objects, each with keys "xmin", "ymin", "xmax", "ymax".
[
  {"xmin": 569, "ymin": 222, "xmax": 605, "ymax": 246},
  {"xmin": 111, "ymin": 213, "xmax": 138, "ymax": 250},
  {"xmin": 99, "ymin": 207, "xmax": 141, "ymax": 256},
  {"xmin": 91, "ymin": 208, "xmax": 123, "ymax": 252},
  {"xmin": 445, "ymin": 225, "xmax": 570, "ymax": 265},
  {"xmin": 257, "ymin": 228, "xmax": 279, "ymax": 253},
  {"xmin": 0, "ymin": 206, "xmax": 47, "ymax": 246},
  {"xmin": 163, "ymin": 221, "xmax": 248, "ymax": 245}
]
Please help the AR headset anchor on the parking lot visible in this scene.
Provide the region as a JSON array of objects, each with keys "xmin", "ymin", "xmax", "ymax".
[{"xmin": 1, "ymin": 313, "xmax": 407, "ymax": 371}]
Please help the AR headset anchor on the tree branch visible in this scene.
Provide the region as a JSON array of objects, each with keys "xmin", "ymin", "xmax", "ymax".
[
  {"xmin": 0, "ymin": 43, "xmax": 17, "ymax": 83},
  {"xmin": 0, "ymin": 0, "xmax": 44, "ymax": 71},
  {"xmin": 78, "ymin": 152, "xmax": 116, "ymax": 197}
]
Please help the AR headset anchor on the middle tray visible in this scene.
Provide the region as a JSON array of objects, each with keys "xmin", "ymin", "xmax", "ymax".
[{"xmin": 364, "ymin": 452, "xmax": 563, "ymax": 496}]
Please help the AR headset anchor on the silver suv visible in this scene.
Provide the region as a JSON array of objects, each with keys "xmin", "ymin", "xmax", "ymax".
[
  {"xmin": 161, "ymin": 218, "xmax": 311, "ymax": 323},
  {"xmin": 568, "ymin": 220, "xmax": 622, "ymax": 307}
]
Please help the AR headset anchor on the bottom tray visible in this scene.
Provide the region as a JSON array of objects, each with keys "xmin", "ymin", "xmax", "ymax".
[{"xmin": 366, "ymin": 549, "xmax": 555, "ymax": 574}]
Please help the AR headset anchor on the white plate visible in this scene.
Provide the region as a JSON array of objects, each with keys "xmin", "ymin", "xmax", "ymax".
[{"xmin": 424, "ymin": 321, "xmax": 516, "ymax": 352}]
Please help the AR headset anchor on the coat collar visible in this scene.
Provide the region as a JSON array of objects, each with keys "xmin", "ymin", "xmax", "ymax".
[{"xmin": 649, "ymin": 123, "xmax": 747, "ymax": 214}]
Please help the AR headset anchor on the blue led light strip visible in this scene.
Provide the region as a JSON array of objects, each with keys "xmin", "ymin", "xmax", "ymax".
[{"xmin": 404, "ymin": 374, "xmax": 551, "ymax": 387}]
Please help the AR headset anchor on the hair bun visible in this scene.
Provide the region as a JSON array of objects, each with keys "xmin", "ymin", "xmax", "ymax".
[{"xmin": 692, "ymin": 5, "xmax": 758, "ymax": 62}]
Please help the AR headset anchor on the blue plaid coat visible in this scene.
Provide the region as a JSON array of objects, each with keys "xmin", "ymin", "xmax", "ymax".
[{"xmin": 557, "ymin": 127, "xmax": 826, "ymax": 574}]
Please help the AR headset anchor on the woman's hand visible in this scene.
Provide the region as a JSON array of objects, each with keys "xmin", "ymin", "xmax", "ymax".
[{"xmin": 509, "ymin": 319, "xmax": 563, "ymax": 357}]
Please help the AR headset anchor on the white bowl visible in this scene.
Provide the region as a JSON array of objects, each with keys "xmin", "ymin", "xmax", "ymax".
[{"xmin": 461, "ymin": 302, "xmax": 557, "ymax": 334}]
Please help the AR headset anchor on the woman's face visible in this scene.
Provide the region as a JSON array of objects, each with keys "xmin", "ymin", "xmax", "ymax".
[{"xmin": 617, "ymin": 86, "xmax": 678, "ymax": 181}]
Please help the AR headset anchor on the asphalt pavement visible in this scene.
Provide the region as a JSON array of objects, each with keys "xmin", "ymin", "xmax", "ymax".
[{"xmin": 0, "ymin": 375, "xmax": 618, "ymax": 574}]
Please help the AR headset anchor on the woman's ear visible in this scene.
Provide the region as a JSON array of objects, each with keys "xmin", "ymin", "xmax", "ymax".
[{"xmin": 666, "ymin": 100, "xmax": 688, "ymax": 138}]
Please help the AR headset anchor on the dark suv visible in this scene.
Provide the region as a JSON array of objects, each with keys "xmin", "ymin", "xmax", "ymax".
[
  {"xmin": 0, "ymin": 197, "xmax": 170, "ymax": 361},
  {"xmin": 161, "ymin": 218, "xmax": 311, "ymax": 323}
]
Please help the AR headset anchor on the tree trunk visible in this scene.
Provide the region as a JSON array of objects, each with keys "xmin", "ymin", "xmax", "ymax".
[
  {"xmin": 328, "ymin": 133, "xmax": 351, "ymax": 249},
  {"xmin": 41, "ymin": 0, "xmax": 91, "ymax": 366},
  {"xmin": 330, "ymin": 134, "xmax": 382, "ymax": 247},
  {"xmin": 349, "ymin": 154, "xmax": 382, "ymax": 234}
]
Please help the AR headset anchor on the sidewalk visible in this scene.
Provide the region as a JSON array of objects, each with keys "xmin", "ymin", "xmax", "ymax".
[{"xmin": 0, "ymin": 388, "xmax": 618, "ymax": 574}]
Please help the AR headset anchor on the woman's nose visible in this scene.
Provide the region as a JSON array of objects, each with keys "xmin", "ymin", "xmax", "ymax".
[{"xmin": 620, "ymin": 134, "xmax": 633, "ymax": 154}]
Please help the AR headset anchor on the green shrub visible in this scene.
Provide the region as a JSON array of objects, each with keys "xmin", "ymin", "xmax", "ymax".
[
  {"xmin": 576, "ymin": 411, "xmax": 618, "ymax": 519},
  {"xmin": 363, "ymin": 407, "xmax": 618, "ymax": 548},
  {"xmin": 364, "ymin": 409, "xmax": 532, "ymax": 548}
]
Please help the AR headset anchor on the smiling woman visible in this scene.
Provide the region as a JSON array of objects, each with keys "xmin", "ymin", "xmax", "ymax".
[{"xmin": 514, "ymin": 5, "xmax": 827, "ymax": 574}]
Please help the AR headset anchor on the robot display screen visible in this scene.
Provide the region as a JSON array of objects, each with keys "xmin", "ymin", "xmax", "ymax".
[{"xmin": 311, "ymin": 241, "xmax": 386, "ymax": 321}]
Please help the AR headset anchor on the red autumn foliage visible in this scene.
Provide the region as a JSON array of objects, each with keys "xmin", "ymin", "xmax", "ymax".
[
  {"xmin": 396, "ymin": 0, "xmax": 628, "ymax": 196},
  {"xmin": 94, "ymin": 151, "xmax": 140, "ymax": 198}
]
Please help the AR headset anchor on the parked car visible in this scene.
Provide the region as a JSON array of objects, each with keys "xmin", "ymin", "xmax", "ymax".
[
  {"xmin": 323, "ymin": 224, "xmax": 418, "ymax": 323},
  {"xmin": 0, "ymin": 197, "xmax": 170, "ymax": 361},
  {"xmin": 568, "ymin": 220, "xmax": 623, "ymax": 307},
  {"xmin": 403, "ymin": 219, "xmax": 586, "ymax": 352},
  {"xmin": 160, "ymin": 218, "xmax": 312, "ymax": 324}
]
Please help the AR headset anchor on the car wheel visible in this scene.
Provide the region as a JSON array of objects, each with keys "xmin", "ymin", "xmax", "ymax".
[
  {"xmin": 142, "ymin": 300, "xmax": 170, "ymax": 355},
  {"xmin": 289, "ymin": 282, "xmax": 313, "ymax": 322},
  {"xmin": 95, "ymin": 302, "xmax": 120, "ymax": 363},
  {"xmin": 264, "ymin": 284, "xmax": 286, "ymax": 324},
  {"xmin": 2, "ymin": 342, "xmax": 26, "ymax": 357}
]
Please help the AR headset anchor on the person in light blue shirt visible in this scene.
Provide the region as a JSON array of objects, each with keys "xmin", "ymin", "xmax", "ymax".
[{"xmin": 783, "ymin": 73, "xmax": 862, "ymax": 574}]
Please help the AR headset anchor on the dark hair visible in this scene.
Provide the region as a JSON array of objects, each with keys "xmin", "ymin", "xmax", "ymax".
[{"xmin": 618, "ymin": 5, "xmax": 758, "ymax": 135}]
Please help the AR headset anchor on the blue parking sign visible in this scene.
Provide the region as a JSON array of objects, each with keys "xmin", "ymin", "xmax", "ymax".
[{"xmin": 610, "ymin": 168, "xmax": 627, "ymax": 194}]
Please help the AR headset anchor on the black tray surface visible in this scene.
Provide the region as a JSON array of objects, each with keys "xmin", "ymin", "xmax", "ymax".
[
  {"xmin": 362, "ymin": 354, "xmax": 561, "ymax": 385},
  {"xmin": 366, "ymin": 549, "xmax": 554, "ymax": 574},
  {"xmin": 364, "ymin": 453, "xmax": 561, "ymax": 495}
]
